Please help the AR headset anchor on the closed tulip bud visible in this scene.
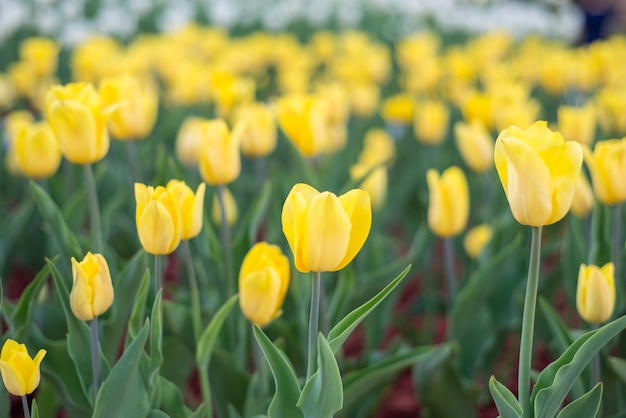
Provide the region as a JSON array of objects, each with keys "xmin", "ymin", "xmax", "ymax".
[
  {"xmin": 454, "ymin": 120, "xmax": 494, "ymax": 173},
  {"xmin": 282, "ymin": 183, "xmax": 371, "ymax": 273},
  {"xmin": 380, "ymin": 93, "xmax": 415, "ymax": 125},
  {"xmin": 239, "ymin": 242, "xmax": 290, "ymax": 327},
  {"xmin": 494, "ymin": 121, "xmax": 583, "ymax": 226},
  {"xmin": 198, "ymin": 119, "xmax": 243, "ymax": 185},
  {"xmin": 427, "ymin": 167, "xmax": 469, "ymax": 237},
  {"xmin": 577, "ymin": 263, "xmax": 615, "ymax": 324},
  {"xmin": 0, "ymin": 340, "xmax": 46, "ymax": 397},
  {"xmin": 463, "ymin": 224, "xmax": 493, "ymax": 259},
  {"xmin": 70, "ymin": 252, "xmax": 114, "ymax": 321},
  {"xmin": 360, "ymin": 128, "xmax": 396, "ymax": 167},
  {"xmin": 99, "ymin": 75, "xmax": 159, "ymax": 140},
  {"xmin": 19, "ymin": 37, "xmax": 59, "ymax": 78},
  {"xmin": 462, "ymin": 91, "xmax": 494, "ymax": 131},
  {"xmin": 166, "ymin": 180, "xmax": 206, "ymax": 240},
  {"xmin": 14, "ymin": 121, "xmax": 62, "ymax": 179},
  {"xmin": 414, "ymin": 100, "xmax": 449, "ymax": 145},
  {"xmin": 583, "ymin": 138, "xmax": 626, "ymax": 205},
  {"xmin": 211, "ymin": 187, "xmax": 238, "ymax": 226},
  {"xmin": 557, "ymin": 103, "xmax": 596, "ymax": 146},
  {"xmin": 175, "ymin": 116, "xmax": 204, "ymax": 166},
  {"xmin": 276, "ymin": 94, "xmax": 329, "ymax": 157},
  {"xmin": 234, "ymin": 103, "xmax": 277, "ymax": 158},
  {"xmin": 135, "ymin": 183, "xmax": 182, "ymax": 254},
  {"xmin": 350, "ymin": 164, "xmax": 387, "ymax": 210},
  {"xmin": 595, "ymin": 88, "xmax": 626, "ymax": 136},
  {"xmin": 570, "ymin": 172, "xmax": 594, "ymax": 218},
  {"xmin": 46, "ymin": 83, "xmax": 110, "ymax": 164}
]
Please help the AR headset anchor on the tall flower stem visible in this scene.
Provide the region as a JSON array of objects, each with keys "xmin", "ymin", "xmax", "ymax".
[
  {"xmin": 307, "ymin": 271, "xmax": 322, "ymax": 380},
  {"xmin": 21, "ymin": 396, "xmax": 30, "ymax": 418},
  {"xmin": 154, "ymin": 255, "xmax": 162, "ymax": 294},
  {"xmin": 217, "ymin": 185, "xmax": 234, "ymax": 297},
  {"xmin": 519, "ymin": 226, "xmax": 542, "ymax": 418},
  {"xmin": 183, "ymin": 240, "xmax": 202, "ymax": 342},
  {"xmin": 90, "ymin": 316, "xmax": 101, "ymax": 398},
  {"xmin": 443, "ymin": 238, "xmax": 457, "ymax": 305},
  {"xmin": 613, "ymin": 203, "xmax": 622, "ymax": 278},
  {"xmin": 83, "ymin": 164, "xmax": 103, "ymax": 253},
  {"xmin": 125, "ymin": 140, "xmax": 140, "ymax": 183},
  {"xmin": 252, "ymin": 324, "xmax": 267, "ymax": 396},
  {"xmin": 591, "ymin": 323, "xmax": 600, "ymax": 386}
]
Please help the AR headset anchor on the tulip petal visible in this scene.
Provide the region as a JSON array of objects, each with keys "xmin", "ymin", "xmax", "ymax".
[
  {"xmin": 239, "ymin": 269, "xmax": 282, "ymax": 326},
  {"xmin": 282, "ymin": 184, "xmax": 320, "ymax": 272},
  {"xmin": 138, "ymin": 201, "xmax": 176, "ymax": 254},
  {"xmin": 48, "ymin": 100, "xmax": 99, "ymax": 164},
  {"xmin": 0, "ymin": 357, "xmax": 27, "ymax": 396},
  {"xmin": 26, "ymin": 350, "xmax": 46, "ymax": 394},
  {"xmin": 92, "ymin": 254, "xmax": 114, "ymax": 318},
  {"xmin": 335, "ymin": 189, "xmax": 372, "ymax": 271},
  {"xmin": 70, "ymin": 257, "xmax": 96, "ymax": 321}
]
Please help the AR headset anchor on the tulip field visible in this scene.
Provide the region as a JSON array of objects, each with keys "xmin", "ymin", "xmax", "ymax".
[{"xmin": 1, "ymin": 3, "xmax": 626, "ymax": 417}]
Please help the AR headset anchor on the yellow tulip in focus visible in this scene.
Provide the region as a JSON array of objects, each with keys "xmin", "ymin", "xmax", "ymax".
[
  {"xmin": 234, "ymin": 103, "xmax": 277, "ymax": 158},
  {"xmin": 0, "ymin": 340, "xmax": 46, "ymax": 397},
  {"xmin": 275, "ymin": 94, "xmax": 329, "ymax": 157},
  {"xmin": 99, "ymin": 75, "xmax": 159, "ymax": 140},
  {"xmin": 426, "ymin": 167, "xmax": 469, "ymax": 237},
  {"xmin": 175, "ymin": 116, "xmax": 205, "ymax": 166},
  {"xmin": 14, "ymin": 121, "xmax": 62, "ymax": 179},
  {"xmin": 282, "ymin": 183, "xmax": 372, "ymax": 273},
  {"xmin": 46, "ymin": 82, "xmax": 110, "ymax": 164},
  {"xmin": 583, "ymin": 138, "xmax": 626, "ymax": 205},
  {"xmin": 166, "ymin": 180, "xmax": 206, "ymax": 240},
  {"xmin": 380, "ymin": 93, "xmax": 415, "ymax": 125},
  {"xmin": 463, "ymin": 224, "xmax": 493, "ymax": 259},
  {"xmin": 19, "ymin": 37, "xmax": 60, "ymax": 77},
  {"xmin": 70, "ymin": 252, "xmax": 114, "ymax": 322},
  {"xmin": 198, "ymin": 119, "xmax": 243, "ymax": 185},
  {"xmin": 135, "ymin": 183, "xmax": 182, "ymax": 254},
  {"xmin": 570, "ymin": 172, "xmax": 594, "ymax": 218},
  {"xmin": 454, "ymin": 120, "xmax": 494, "ymax": 173},
  {"xmin": 577, "ymin": 263, "xmax": 615, "ymax": 324},
  {"xmin": 494, "ymin": 121, "xmax": 583, "ymax": 226},
  {"xmin": 350, "ymin": 164, "xmax": 387, "ymax": 210},
  {"xmin": 557, "ymin": 103, "xmax": 596, "ymax": 146},
  {"xmin": 211, "ymin": 187, "xmax": 238, "ymax": 226},
  {"xmin": 239, "ymin": 242, "xmax": 290, "ymax": 327},
  {"xmin": 414, "ymin": 100, "xmax": 449, "ymax": 145}
]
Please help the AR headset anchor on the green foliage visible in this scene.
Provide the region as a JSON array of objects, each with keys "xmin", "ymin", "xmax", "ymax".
[{"xmin": 556, "ymin": 383, "xmax": 603, "ymax": 418}]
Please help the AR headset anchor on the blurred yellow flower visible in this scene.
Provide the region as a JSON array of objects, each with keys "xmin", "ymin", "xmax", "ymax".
[
  {"xmin": 463, "ymin": 224, "xmax": 493, "ymax": 259},
  {"xmin": 175, "ymin": 116, "xmax": 205, "ymax": 166},
  {"xmin": 360, "ymin": 128, "xmax": 396, "ymax": 167},
  {"xmin": 380, "ymin": 93, "xmax": 415, "ymax": 125},
  {"xmin": 211, "ymin": 187, "xmax": 239, "ymax": 227},
  {"xmin": 198, "ymin": 119, "xmax": 243, "ymax": 185},
  {"xmin": 0, "ymin": 340, "xmax": 46, "ymax": 397},
  {"xmin": 70, "ymin": 252, "xmax": 114, "ymax": 322},
  {"xmin": 570, "ymin": 172, "xmax": 594, "ymax": 218},
  {"xmin": 276, "ymin": 94, "xmax": 328, "ymax": 157},
  {"xmin": 0, "ymin": 74, "xmax": 16, "ymax": 110},
  {"xmin": 454, "ymin": 120, "xmax": 494, "ymax": 173},
  {"xmin": 350, "ymin": 164, "xmax": 387, "ymax": 210},
  {"xmin": 14, "ymin": 121, "xmax": 62, "ymax": 179},
  {"xmin": 414, "ymin": 100, "xmax": 449, "ymax": 145},
  {"xmin": 557, "ymin": 103, "xmax": 596, "ymax": 146},
  {"xmin": 166, "ymin": 180, "xmax": 206, "ymax": 240},
  {"xmin": 596, "ymin": 87, "xmax": 626, "ymax": 136},
  {"xmin": 584, "ymin": 138, "xmax": 626, "ymax": 205},
  {"xmin": 577, "ymin": 263, "xmax": 615, "ymax": 325},
  {"xmin": 19, "ymin": 37, "xmax": 60, "ymax": 78},
  {"xmin": 426, "ymin": 166, "xmax": 469, "ymax": 237},
  {"xmin": 234, "ymin": 103, "xmax": 277, "ymax": 158},
  {"xmin": 135, "ymin": 183, "xmax": 182, "ymax": 255}
]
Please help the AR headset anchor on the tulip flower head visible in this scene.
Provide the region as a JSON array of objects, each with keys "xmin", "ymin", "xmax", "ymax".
[
  {"xmin": 0, "ymin": 339, "xmax": 46, "ymax": 397},
  {"xmin": 70, "ymin": 252, "xmax": 114, "ymax": 321},
  {"xmin": 570, "ymin": 172, "xmax": 594, "ymax": 218},
  {"xmin": 211, "ymin": 187, "xmax": 238, "ymax": 227},
  {"xmin": 166, "ymin": 180, "xmax": 206, "ymax": 240},
  {"xmin": 275, "ymin": 94, "xmax": 329, "ymax": 158},
  {"xmin": 463, "ymin": 224, "xmax": 493, "ymax": 259},
  {"xmin": 282, "ymin": 183, "xmax": 372, "ymax": 273},
  {"xmin": 577, "ymin": 263, "xmax": 615, "ymax": 325},
  {"xmin": 234, "ymin": 103, "xmax": 277, "ymax": 158},
  {"xmin": 494, "ymin": 121, "xmax": 583, "ymax": 226},
  {"xmin": 557, "ymin": 103, "xmax": 596, "ymax": 146},
  {"xmin": 239, "ymin": 242, "xmax": 290, "ymax": 327},
  {"xmin": 380, "ymin": 93, "xmax": 415, "ymax": 125},
  {"xmin": 14, "ymin": 120, "xmax": 62, "ymax": 179},
  {"xmin": 426, "ymin": 166, "xmax": 469, "ymax": 238},
  {"xmin": 413, "ymin": 100, "xmax": 449, "ymax": 145},
  {"xmin": 198, "ymin": 119, "xmax": 244, "ymax": 185},
  {"xmin": 175, "ymin": 116, "xmax": 205, "ymax": 166},
  {"xmin": 135, "ymin": 183, "xmax": 182, "ymax": 254},
  {"xmin": 584, "ymin": 138, "xmax": 626, "ymax": 205},
  {"xmin": 454, "ymin": 120, "xmax": 494, "ymax": 173}
]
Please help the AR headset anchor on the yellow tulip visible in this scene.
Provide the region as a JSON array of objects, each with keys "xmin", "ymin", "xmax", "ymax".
[
  {"xmin": 380, "ymin": 93, "xmax": 415, "ymax": 125},
  {"xmin": 348, "ymin": 82, "xmax": 379, "ymax": 118},
  {"xmin": 135, "ymin": 183, "xmax": 182, "ymax": 254},
  {"xmin": 360, "ymin": 128, "xmax": 395, "ymax": 167},
  {"xmin": 234, "ymin": 103, "xmax": 277, "ymax": 158},
  {"xmin": 350, "ymin": 164, "xmax": 387, "ymax": 210},
  {"xmin": 570, "ymin": 172, "xmax": 594, "ymax": 218},
  {"xmin": 494, "ymin": 121, "xmax": 583, "ymax": 226},
  {"xmin": 282, "ymin": 183, "xmax": 371, "ymax": 273},
  {"xmin": 7, "ymin": 62, "xmax": 38, "ymax": 99},
  {"xmin": 239, "ymin": 242, "xmax": 290, "ymax": 327},
  {"xmin": 414, "ymin": 100, "xmax": 449, "ymax": 145},
  {"xmin": 70, "ymin": 252, "xmax": 114, "ymax": 322},
  {"xmin": 19, "ymin": 37, "xmax": 60, "ymax": 78},
  {"xmin": 211, "ymin": 187, "xmax": 238, "ymax": 227},
  {"xmin": 583, "ymin": 138, "xmax": 626, "ymax": 205},
  {"xmin": 463, "ymin": 224, "xmax": 493, "ymax": 259},
  {"xmin": 596, "ymin": 87, "xmax": 626, "ymax": 136},
  {"xmin": 0, "ymin": 340, "xmax": 46, "ymax": 397},
  {"xmin": 175, "ymin": 116, "xmax": 205, "ymax": 166},
  {"xmin": 198, "ymin": 119, "xmax": 243, "ymax": 185},
  {"xmin": 0, "ymin": 74, "xmax": 15, "ymax": 111},
  {"xmin": 426, "ymin": 167, "xmax": 469, "ymax": 237},
  {"xmin": 557, "ymin": 103, "xmax": 596, "ymax": 146},
  {"xmin": 577, "ymin": 263, "xmax": 615, "ymax": 325},
  {"xmin": 454, "ymin": 120, "xmax": 494, "ymax": 173},
  {"xmin": 462, "ymin": 91, "xmax": 494, "ymax": 131},
  {"xmin": 275, "ymin": 94, "xmax": 329, "ymax": 157},
  {"xmin": 46, "ymin": 82, "xmax": 110, "ymax": 164},
  {"xmin": 166, "ymin": 180, "xmax": 206, "ymax": 240},
  {"xmin": 14, "ymin": 121, "xmax": 62, "ymax": 179},
  {"xmin": 99, "ymin": 75, "xmax": 159, "ymax": 140}
]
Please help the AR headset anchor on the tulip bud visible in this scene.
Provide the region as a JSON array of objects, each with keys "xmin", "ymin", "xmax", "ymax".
[
  {"xmin": 166, "ymin": 180, "xmax": 206, "ymax": 240},
  {"xmin": 135, "ymin": 183, "xmax": 182, "ymax": 254},
  {"xmin": 198, "ymin": 119, "xmax": 243, "ymax": 185},
  {"xmin": 570, "ymin": 172, "xmax": 594, "ymax": 218},
  {"xmin": 414, "ymin": 100, "xmax": 449, "ymax": 145},
  {"xmin": 557, "ymin": 103, "xmax": 596, "ymax": 146},
  {"xmin": 360, "ymin": 128, "xmax": 395, "ymax": 167},
  {"xmin": 239, "ymin": 242, "xmax": 290, "ymax": 327},
  {"xmin": 583, "ymin": 138, "xmax": 626, "ymax": 205},
  {"xmin": 463, "ymin": 224, "xmax": 493, "ymax": 259},
  {"xmin": 19, "ymin": 37, "xmax": 60, "ymax": 78},
  {"xmin": 577, "ymin": 263, "xmax": 615, "ymax": 324},
  {"xmin": 0, "ymin": 339, "xmax": 46, "ymax": 396},
  {"xmin": 427, "ymin": 166, "xmax": 469, "ymax": 237},
  {"xmin": 275, "ymin": 94, "xmax": 329, "ymax": 157},
  {"xmin": 211, "ymin": 187, "xmax": 238, "ymax": 227},
  {"xmin": 234, "ymin": 103, "xmax": 277, "ymax": 158},
  {"xmin": 282, "ymin": 183, "xmax": 371, "ymax": 273},
  {"xmin": 454, "ymin": 120, "xmax": 494, "ymax": 173},
  {"xmin": 14, "ymin": 121, "xmax": 62, "ymax": 179},
  {"xmin": 348, "ymin": 82, "xmax": 379, "ymax": 118},
  {"xmin": 380, "ymin": 93, "xmax": 415, "ymax": 125},
  {"xmin": 70, "ymin": 252, "xmax": 114, "ymax": 321},
  {"xmin": 175, "ymin": 116, "xmax": 205, "ymax": 166}
]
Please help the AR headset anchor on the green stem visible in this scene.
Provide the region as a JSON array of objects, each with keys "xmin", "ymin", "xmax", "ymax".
[
  {"xmin": 83, "ymin": 164, "xmax": 103, "ymax": 253},
  {"xmin": 154, "ymin": 255, "xmax": 162, "ymax": 294},
  {"xmin": 591, "ymin": 323, "xmax": 600, "ymax": 387},
  {"xmin": 307, "ymin": 271, "xmax": 322, "ymax": 380},
  {"xmin": 125, "ymin": 140, "xmax": 140, "ymax": 183},
  {"xmin": 519, "ymin": 226, "xmax": 542, "ymax": 418},
  {"xmin": 183, "ymin": 240, "xmax": 202, "ymax": 342},
  {"xmin": 21, "ymin": 395, "xmax": 30, "ymax": 418},
  {"xmin": 199, "ymin": 368, "xmax": 213, "ymax": 418},
  {"xmin": 252, "ymin": 324, "xmax": 267, "ymax": 396},
  {"xmin": 217, "ymin": 185, "xmax": 234, "ymax": 297},
  {"xmin": 613, "ymin": 203, "xmax": 622, "ymax": 278},
  {"xmin": 90, "ymin": 317, "xmax": 100, "ymax": 399},
  {"xmin": 443, "ymin": 237, "xmax": 457, "ymax": 305}
]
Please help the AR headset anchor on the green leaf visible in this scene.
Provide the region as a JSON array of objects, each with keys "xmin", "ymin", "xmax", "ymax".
[
  {"xmin": 327, "ymin": 268, "xmax": 355, "ymax": 330},
  {"xmin": 188, "ymin": 404, "xmax": 206, "ymax": 418},
  {"xmin": 532, "ymin": 316, "xmax": 626, "ymax": 418},
  {"xmin": 246, "ymin": 180, "xmax": 272, "ymax": 244},
  {"xmin": 31, "ymin": 399, "xmax": 39, "ymax": 418},
  {"xmin": 327, "ymin": 264, "xmax": 411, "ymax": 353},
  {"xmin": 158, "ymin": 376, "xmax": 188, "ymax": 418},
  {"xmin": 253, "ymin": 326, "xmax": 303, "ymax": 418},
  {"xmin": 556, "ymin": 383, "xmax": 603, "ymax": 418},
  {"xmin": 93, "ymin": 321, "xmax": 151, "ymax": 418},
  {"xmin": 7, "ymin": 262, "xmax": 50, "ymax": 339},
  {"xmin": 127, "ymin": 269, "xmax": 151, "ymax": 342},
  {"xmin": 149, "ymin": 291, "xmax": 164, "ymax": 406},
  {"xmin": 608, "ymin": 356, "xmax": 626, "ymax": 383},
  {"xmin": 0, "ymin": 198, "xmax": 33, "ymax": 274},
  {"xmin": 489, "ymin": 376, "xmax": 522, "ymax": 418},
  {"xmin": 209, "ymin": 350, "xmax": 250, "ymax": 418},
  {"xmin": 297, "ymin": 334, "xmax": 343, "ymax": 418},
  {"xmin": 147, "ymin": 410, "xmax": 171, "ymax": 418}
]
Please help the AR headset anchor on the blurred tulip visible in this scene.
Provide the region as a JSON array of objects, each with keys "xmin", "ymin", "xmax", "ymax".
[
  {"xmin": 494, "ymin": 121, "xmax": 582, "ymax": 226},
  {"xmin": 0, "ymin": 74, "xmax": 15, "ymax": 110},
  {"xmin": 210, "ymin": 71, "xmax": 255, "ymax": 119},
  {"xmin": 46, "ymin": 82, "xmax": 110, "ymax": 164},
  {"xmin": 360, "ymin": 128, "xmax": 396, "ymax": 167},
  {"xmin": 0, "ymin": 340, "xmax": 46, "ymax": 397},
  {"xmin": 19, "ymin": 37, "xmax": 60, "ymax": 78},
  {"xmin": 175, "ymin": 116, "xmax": 205, "ymax": 166},
  {"xmin": 454, "ymin": 120, "xmax": 494, "ymax": 173},
  {"xmin": 7, "ymin": 62, "xmax": 38, "ymax": 99},
  {"xmin": 426, "ymin": 166, "xmax": 469, "ymax": 237},
  {"xmin": 211, "ymin": 187, "xmax": 238, "ymax": 226},
  {"xmin": 135, "ymin": 183, "xmax": 182, "ymax": 255},
  {"xmin": 381, "ymin": 93, "xmax": 415, "ymax": 125},
  {"xmin": 350, "ymin": 164, "xmax": 387, "ymax": 210},
  {"xmin": 166, "ymin": 180, "xmax": 206, "ymax": 240},
  {"xmin": 348, "ymin": 82, "xmax": 379, "ymax": 118},
  {"xmin": 557, "ymin": 103, "xmax": 596, "ymax": 146},
  {"xmin": 596, "ymin": 88, "xmax": 626, "ymax": 136},
  {"xmin": 463, "ymin": 224, "xmax": 493, "ymax": 259},
  {"xmin": 198, "ymin": 119, "xmax": 243, "ymax": 185},
  {"xmin": 14, "ymin": 121, "xmax": 62, "ymax": 179},
  {"xmin": 276, "ymin": 94, "xmax": 329, "ymax": 157},
  {"xmin": 239, "ymin": 242, "xmax": 290, "ymax": 327},
  {"xmin": 282, "ymin": 183, "xmax": 371, "ymax": 273},
  {"xmin": 70, "ymin": 252, "xmax": 114, "ymax": 322},
  {"xmin": 462, "ymin": 91, "xmax": 494, "ymax": 131},
  {"xmin": 414, "ymin": 100, "xmax": 449, "ymax": 145},
  {"xmin": 577, "ymin": 263, "xmax": 615, "ymax": 324},
  {"xmin": 570, "ymin": 172, "xmax": 594, "ymax": 218},
  {"xmin": 234, "ymin": 103, "xmax": 277, "ymax": 158},
  {"xmin": 583, "ymin": 138, "xmax": 626, "ymax": 205}
]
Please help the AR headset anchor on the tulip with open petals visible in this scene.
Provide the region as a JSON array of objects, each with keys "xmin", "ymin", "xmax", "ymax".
[
  {"xmin": 0, "ymin": 340, "xmax": 46, "ymax": 397},
  {"xmin": 166, "ymin": 180, "xmax": 206, "ymax": 240},
  {"xmin": 135, "ymin": 183, "xmax": 182, "ymax": 254}
]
